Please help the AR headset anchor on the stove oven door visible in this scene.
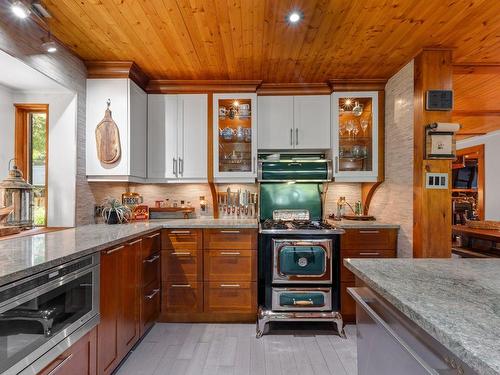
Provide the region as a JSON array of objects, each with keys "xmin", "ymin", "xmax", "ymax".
[
  {"xmin": 272, "ymin": 239, "xmax": 332, "ymax": 283},
  {"xmin": 272, "ymin": 287, "xmax": 332, "ymax": 311}
]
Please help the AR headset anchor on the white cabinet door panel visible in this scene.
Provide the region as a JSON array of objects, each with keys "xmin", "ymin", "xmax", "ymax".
[
  {"xmin": 179, "ymin": 94, "xmax": 207, "ymax": 179},
  {"xmin": 129, "ymin": 81, "xmax": 147, "ymax": 178},
  {"xmin": 293, "ymin": 95, "xmax": 331, "ymax": 150},
  {"xmin": 257, "ymin": 96, "xmax": 294, "ymax": 150}
]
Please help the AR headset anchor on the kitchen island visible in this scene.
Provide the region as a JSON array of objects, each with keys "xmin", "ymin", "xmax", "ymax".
[{"xmin": 344, "ymin": 258, "xmax": 500, "ymax": 375}]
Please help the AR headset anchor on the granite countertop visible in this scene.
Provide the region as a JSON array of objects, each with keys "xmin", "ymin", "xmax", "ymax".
[
  {"xmin": 344, "ymin": 258, "xmax": 500, "ymax": 375},
  {"xmin": 0, "ymin": 217, "xmax": 258, "ymax": 286},
  {"xmin": 328, "ymin": 219, "xmax": 400, "ymax": 229}
]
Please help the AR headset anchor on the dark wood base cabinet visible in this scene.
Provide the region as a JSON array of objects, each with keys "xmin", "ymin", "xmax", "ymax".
[
  {"xmin": 159, "ymin": 228, "xmax": 258, "ymax": 323},
  {"xmin": 37, "ymin": 328, "xmax": 97, "ymax": 375},
  {"xmin": 340, "ymin": 228, "xmax": 398, "ymax": 323}
]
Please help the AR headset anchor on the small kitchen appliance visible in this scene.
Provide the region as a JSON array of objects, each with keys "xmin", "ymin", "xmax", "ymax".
[{"xmin": 256, "ymin": 154, "xmax": 345, "ymax": 338}]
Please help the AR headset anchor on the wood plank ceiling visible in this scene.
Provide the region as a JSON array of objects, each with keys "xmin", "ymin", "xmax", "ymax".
[{"xmin": 42, "ymin": 0, "xmax": 500, "ymax": 83}]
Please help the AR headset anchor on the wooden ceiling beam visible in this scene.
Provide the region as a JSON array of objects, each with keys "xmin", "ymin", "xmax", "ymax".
[
  {"xmin": 85, "ymin": 61, "xmax": 149, "ymax": 90},
  {"xmin": 452, "ymin": 110, "xmax": 500, "ymax": 117},
  {"xmin": 453, "ymin": 63, "xmax": 500, "ymax": 75},
  {"xmin": 329, "ymin": 79, "xmax": 387, "ymax": 92}
]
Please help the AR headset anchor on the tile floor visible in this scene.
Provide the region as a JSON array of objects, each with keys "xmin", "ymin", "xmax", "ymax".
[{"xmin": 116, "ymin": 323, "xmax": 357, "ymax": 375}]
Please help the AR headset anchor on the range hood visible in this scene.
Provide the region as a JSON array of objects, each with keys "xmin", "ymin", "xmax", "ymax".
[{"xmin": 258, "ymin": 154, "xmax": 333, "ymax": 182}]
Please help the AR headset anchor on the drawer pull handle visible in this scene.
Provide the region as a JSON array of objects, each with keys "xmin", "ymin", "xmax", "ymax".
[
  {"xmin": 220, "ymin": 284, "xmax": 240, "ymax": 288},
  {"xmin": 171, "ymin": 230, "xmax": 191, "ymax": 234},
  {"xmin": 47, "ymin": 354, "xmax": 74, "ymax": 375},
  {"xmin": 359, "ymin": 252, "xmax": 381, "ymax": 256},
  {"xmin": 171, "ymin": 252, "xmax": 192, "ymax": 256},
  {"xmin": 105, "ymin": 245, "xmax": 124, "ymax": 255},
  {"xmin": 128, "ymin": 238, "xmax": 142, "ymax": 245},
  {"xmin": 359, "ymin": 230, "xmax": 380, "ymax": 234},
  {"xmin": 171, "ymin": 284, "xmax": 191, "ymax": 288},
  {"xmin": 145, "ymin": 288, "xmax": 160, "ymax": 299},
  {"xmin": 220, "ymin": 252, "xmax": 241, "ymax": 256},
  {"xmin": 147, "ymin": 233, "xmax": 160, "ymax": 238},
  {"xmin": 220, "ymin": 230, "xmax": 240, "ymax": 234},
  {"xmin": 144, "ymin": 254, "xmax": 160, "ymax": 263}
]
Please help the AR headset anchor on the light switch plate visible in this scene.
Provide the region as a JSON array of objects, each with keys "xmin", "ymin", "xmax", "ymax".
[{"xmin": 425, "ymin": 173, "xmax": 448, "ymax": 189}]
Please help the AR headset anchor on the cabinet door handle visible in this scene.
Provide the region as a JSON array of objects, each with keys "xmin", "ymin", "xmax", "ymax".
[
  {"xmin": 143, "ymin": 254, "xmax": 160, "ymax": 263},
  {"xmin": 179, "ymin": 157, "xmax": 184, "ymax": 176},
  {"xmin": 147, "ymin": 232, "xmax": 160, "ymax": 239},
  {"xmin": 220, "ymin": 284, "xmax": 240, "ymax": 288},
  {"xmin": 359, "ymin": 252, "xmax": 381, "ymax": 256},
  {"xmin": 290, "ymin": 128, "xmax": 293, "ymax": 146},
  {"xmin": 220, "ymin": 252, "xmax": 241, "ymax": 256},
  {"xmin": 105, "ymin": 245, "xmax": 124, "ymax": 255},
  {"xmin": 171, "ymin": 230, "xmax": 191, "ymax": 234},
  {"xmin": 359, "ymin": 230, "xmax": 380, "ymax": 234},
  {"xmin": 171, "ymin": 252, "xmax": 191, "ymax": 256},
  {"xmin": 252, "ymin": 156, "xmax": 256, "ymax": 173},
  {"xmin": 220, "ymin": 230, "xmax": 240, "ymax": 234},
  {"xmin": 128, "ymin": 238, "xmax": 142, "ymax": 246},
  {"xmin": 173, "ymin": 157, "xmax": 177, "ymax": 176},
  {"xmin": 171, "ymin": 284, "xmax": 191, "ymax": 288},
  {"xmin": 295, "ymin": 128, "xmax": 298, "ymax": 145},
  {"xmin": 145, "ymin": 288, "xmax": 160, "ymax": 300},
  {"xmin": 47, "ymin": 354, "xmax": 74, "ymax": 375},
  {"xmin": 335, "ymin": 156, "xmax": 339, "ymax": 174}
]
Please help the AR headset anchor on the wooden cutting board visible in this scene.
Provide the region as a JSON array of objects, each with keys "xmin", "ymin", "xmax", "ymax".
[{"xmin": 95, "ymin": 100, "xmax": 121, "ymax": 164}]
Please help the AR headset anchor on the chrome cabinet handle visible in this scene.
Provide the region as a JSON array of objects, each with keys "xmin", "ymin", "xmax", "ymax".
[
  {"xmin": 171, "ymin": 284, "xmax": 191, "ymax": 288},
  {"xmin": 359, "ymin": 230, "xmax": 380, "ymax": 234},
  {"xmin": 179, "ymin": 157, "xmax": 184, "ymax": 176},
  {"xmin": 47, "ymin": 354, "xmax": 74, "ymax": 375},
  {"xmin": 359, "ymin": 252, "xmax": 381, "ymax": 256},
  {"xmin": 145, "ymin": 288, "xmax": 160, "ymax": 300},
  {"xmin": 143, "ymin": 254, "xmax": 160, "ymax": 263},
  {"xmin": 220, "ymin": 230, "xmax": 240, "ymax": 234},
  {"xmin": 171, "ymin": 230, "xmax": 191, "ymax": 234},
  {"xmin": 105, "ymin": 245, "xmax": 124, "ymax": 255},
  {"xmin": 171, "ymin": 252, "xmax": 192, "ymax": 256},
  {"xmin": 335, "ymin": 156, "xmax": 339, "ymax": 174},
  {"xmin": 220, "ymin": 252, "xmax": 241, "ymax": 256},
  {"xmin": 295, "ymin": 128, "xmax": 298, "ymax": 145},
  {"xmin": 147, "ymin": 232, "xmax": 160, "ymax": 239},
  {"xmin": 220, "ymin": 284, "xmax": 240, "ymax": 288},
  {"xmin": 128, "ymin": 238, "xmax": 142, "ymax": 245},
  {"xmin": 290, "ymin": 128, "xmax": 293, "ymax": 145},
  {"xmin": 173, "ymin": 157, "xmax": 177, "ymax": 176},
  {"xmin": 252, "ymin": 156, "xmax": 256, "ymax": 173}
]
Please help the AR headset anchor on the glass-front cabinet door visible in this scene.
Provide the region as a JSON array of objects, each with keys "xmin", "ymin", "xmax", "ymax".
[
  {"xmin": 213, "ymin": 93, "xmax": 257, "ymax": 182},
  {"xmin": 331, "ymin": 91, "xmax": 379, "ymax": 182}
]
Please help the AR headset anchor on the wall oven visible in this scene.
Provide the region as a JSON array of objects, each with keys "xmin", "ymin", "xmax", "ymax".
[
  {"xmin": 272, "ymin": 239, "xmax": 332, "ymax": 283},
  {"xmin": 0, "ymin": 254, "xmax": 99, "ymax": 375}
]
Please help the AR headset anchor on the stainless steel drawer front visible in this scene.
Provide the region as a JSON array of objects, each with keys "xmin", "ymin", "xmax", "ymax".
[{"xmin": 272, "ymin": 287, "xmax": 332, "ymax": 311}]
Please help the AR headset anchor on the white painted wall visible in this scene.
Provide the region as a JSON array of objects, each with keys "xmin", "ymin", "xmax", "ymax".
[
  {"xmin": 0, "ymin": 84, "xmax": 14, "ymax": 179},
  {"xmin": 13, "ymin": 91, "xmax": 77, "ymax": 227},
  {"xmin": 457, "ymin": 130, "xmax": 500, "ymax": 221}
]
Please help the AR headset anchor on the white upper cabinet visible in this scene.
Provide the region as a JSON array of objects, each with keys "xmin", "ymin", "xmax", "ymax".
[
  {"xmin": 293, "ymin": 95, "xmax": 331, "ymax": 149},
  {"xmin": 331, "ymin": 91, "xmax": 379, "ymax": 182},
  {"xmin": 86, "ymin": 78, "xmax": 147, "ymax": 181},
  {"xmin": 213, "ymin": 93, "xmax": 257, "ymax": 182},
  {"xmin": 148, "ymin": 94, "xmax": 207, "ymax": 181},
  {"xmin": 257, "ymin": 95, "xmax": 330, "ymax": 150},
  {"xmin": 258, "ymin": 96, "xmax": 294, "ymax": 149}
]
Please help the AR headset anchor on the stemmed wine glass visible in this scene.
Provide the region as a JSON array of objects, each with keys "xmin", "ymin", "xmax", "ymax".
[
  {"xmin": 346, "ymin": 120, "xmax": 354, "ymax": 138},
  {"xmin": 360, "ymin": 119, "xmax": 369, "ymax": 136}
]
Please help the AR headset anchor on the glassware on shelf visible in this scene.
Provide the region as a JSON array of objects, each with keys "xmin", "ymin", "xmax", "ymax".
[
  {"xmin": 235, "ymin": 126, "xmax": 245, "ymax": 142},
  {"xmin": 220, "ymin": 127, "xmax": 233, "ymax": 141},
  {"xmin": 360, "ymin": 119, "xmax": 369, "ymax": 136},
  {"xmin": 346, "ymin": 120, "xmax": 354, "ymax": 138}
]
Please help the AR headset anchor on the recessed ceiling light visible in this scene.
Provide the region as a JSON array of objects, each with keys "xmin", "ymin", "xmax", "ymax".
[
  {"xmin": 11, "ymin": 1, "xmax": 30, "ymax": 19},
  {"xmin": 287, "ymin": 11, "xmax": 302, "ymax": 23},
  {"xmin": 42, "ymin": 41, "xmax": 57, "ymax": 53}
]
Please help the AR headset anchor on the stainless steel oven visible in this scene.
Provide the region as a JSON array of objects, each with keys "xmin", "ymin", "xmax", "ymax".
[
  {"xmin": 0, "ymin": 254, "xmax": 99, "ymax": 375},
  {"xmin": 272, "ymin": 287, "xmax": 332, "ymax": 311},
  {"xmin": 272, "ymin": 239, "xmax": 332, "ymax": 283}
]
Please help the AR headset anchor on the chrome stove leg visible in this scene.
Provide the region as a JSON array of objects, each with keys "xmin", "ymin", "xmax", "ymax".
[
  {"xmin": 256, "ymin": 307, "xmax": 270, "ymax": 338},
  {"xmin": 334, "ymin": 318, "xmax": 346, "ymax": 339}
]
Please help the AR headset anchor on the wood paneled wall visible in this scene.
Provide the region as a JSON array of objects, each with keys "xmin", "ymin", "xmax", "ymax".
[{"xmin": 413, "ymin": 49, "xmax": 453, "ymax": 258}]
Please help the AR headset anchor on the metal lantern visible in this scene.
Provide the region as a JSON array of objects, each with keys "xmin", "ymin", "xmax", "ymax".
[{"xmin": 0, "ymin": 160, "xmax": 34, "ymax": 228}]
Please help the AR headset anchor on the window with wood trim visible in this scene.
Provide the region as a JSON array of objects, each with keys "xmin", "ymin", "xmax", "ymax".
[{"xmin": 14, "ymin": 104, "xmax": 49, "ymax": 226}]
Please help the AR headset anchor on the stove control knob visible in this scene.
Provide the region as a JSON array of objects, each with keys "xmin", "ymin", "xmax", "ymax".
[{"xmin": 298, "ymin": 257, "xmax": 308, "ymax": 267}]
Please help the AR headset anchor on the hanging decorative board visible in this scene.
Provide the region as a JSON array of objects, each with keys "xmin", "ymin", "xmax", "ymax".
[{"xmin": 95, "ymin": 99, "xmax": 121, "ymax": 164}]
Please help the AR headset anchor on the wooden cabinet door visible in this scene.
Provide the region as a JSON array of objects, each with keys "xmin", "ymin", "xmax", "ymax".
[
  {"xmin": 178, "ymin": 94, "xmax": 207, "ymax": 179},
  {"xmin": 257, "ymin": 96, "xmax": 294, "ymax": 150},
  {"xmin": 97, "ymin": 246, "xmax": 122, "ymax": 375},
  {"xmin": 204, "ymin": 250, "xmax": 256, "ymax": 281},
  {"xmin": 162, "ymin": 282, "xmax": 203, "ymax": 313},
  {"xmin": 163, "ymin": 249, "xmax": 202, "ymax": 282},
  {"xmin": 147, "ymin": 94, "xmax": 178, "ymax": 179},
  {"xmin": 204, "ymin": 282, "xmax": 256, "ymax": 313},
  {"xmin": 162, "ymin": 229, "xmax": 202, "ymax": 250},
  {"xmin": 203, "ymin": 229, "xmax": 257, "ymax": 250},
  {"xmin": 38, "ymin": 328, "xmax": 97, "ymax": 375},
  {"xmin": 293, "ymin": 95, "xmax": 330, "ymax": 150},
  {"xmin": 141, "ymin": 280, "xmax": 161, "ymax": 336},
  {"xmin": 119, "ymin": 239, "xmax": 141, "ymax": 357}
]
